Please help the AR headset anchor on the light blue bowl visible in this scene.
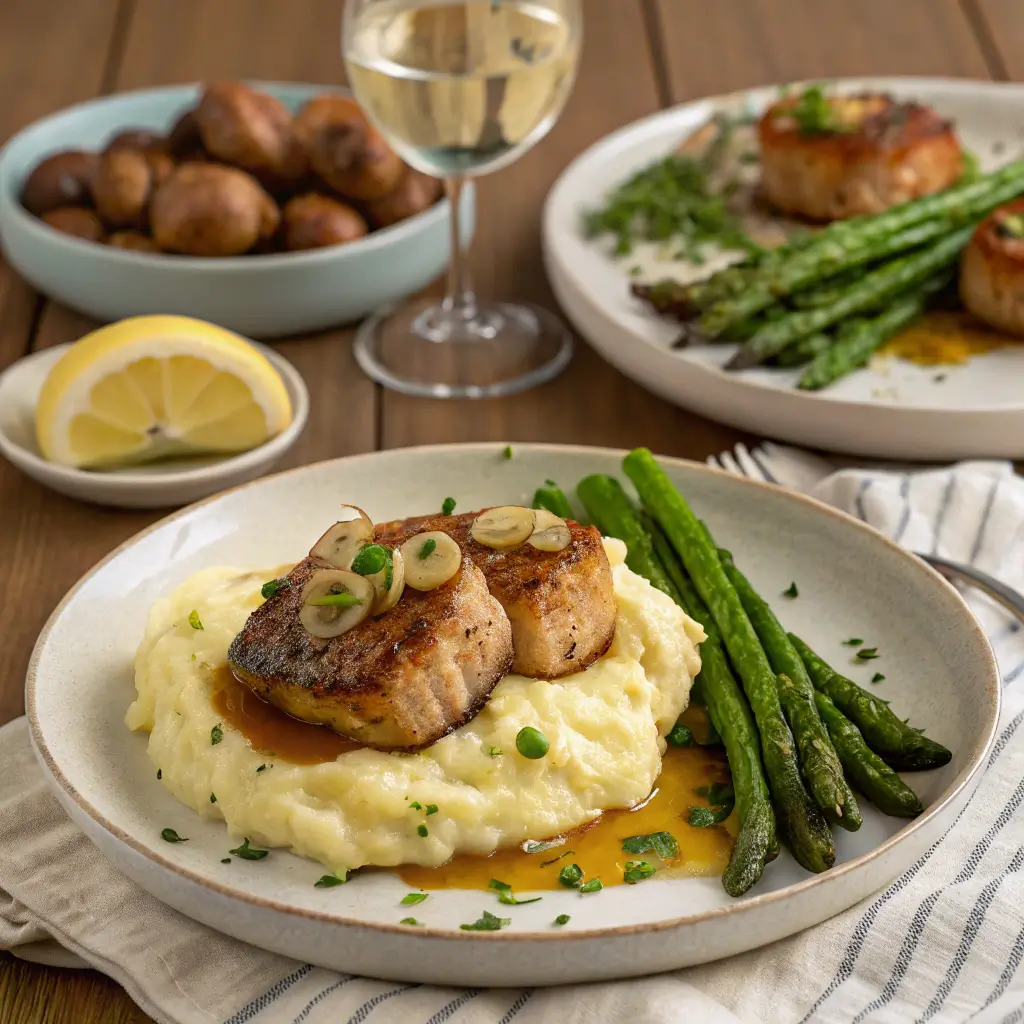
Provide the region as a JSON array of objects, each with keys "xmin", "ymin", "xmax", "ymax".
[{"xmin": 0, "ymin": 82, "xmax": 473, "ymax": 339}]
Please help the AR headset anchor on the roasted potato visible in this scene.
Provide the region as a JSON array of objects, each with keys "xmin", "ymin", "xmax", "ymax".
[
  {"xmin": 41, "ymin": 206, "xmax": 105, "ymax": 242},
  {"xmin": 21, "ymin": 151, "xmax": 97, "ymax": 216},
  {"xmin": 281, "ymin": 193, "xmax": 368, "ymax": 250},
  {"xmin": 103, "ymin": 128, "xmax": 166, "ymax": 155},
  {"xmin": 366, "ymin": 167, "xmax": 442, "ymax": 228},
  {"xmin": 91, "ymin": 148, "xmax": 154, "ymax": 229},
  {"xmin": 106, "ymin": 229, "xmax": 162, "ymax": 253}
]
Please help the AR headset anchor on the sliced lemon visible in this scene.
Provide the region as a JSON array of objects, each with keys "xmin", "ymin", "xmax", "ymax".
[{"xmin": 35, "ymin": 315, "xmax": 293, "ymax": 469}]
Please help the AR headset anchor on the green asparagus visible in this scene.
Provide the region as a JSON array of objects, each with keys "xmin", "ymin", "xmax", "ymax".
[
  {"xmin": 791, "ymin": 635, "xmax": 952, "ymax": 771},
  {"xmin": 811, "ymin": 688, "xmax": 924, "ymax": 818},
  {"xmin": 576, "ymin": 472, "xmax": 776, "ymax": 895},
  {"xmin": 623, "ymin": 449, "xmax": 835, "ymax": 873},
  {"xmin": 532, "ymin": 482, "xmax": 575, "ymax": 520},
  {"xmin": 772, "ymin": 332, "xmax": 833, "ymax": 368},
  {"xmin": 719, "ymin": 552, "xmax": 860, "ymax": 831},
  {"xmin": 726, "ymin": 226, "xmax": 973, "ymax": 369}
]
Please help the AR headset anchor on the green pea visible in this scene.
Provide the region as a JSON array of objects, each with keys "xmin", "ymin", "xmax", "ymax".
[
  {"xmin": 516, "ymin": 726, "xmax": 550, "ymax": 759},
  {"xmin": 351, "ymin": 544, "xmax": 387, "ymax": 576}
]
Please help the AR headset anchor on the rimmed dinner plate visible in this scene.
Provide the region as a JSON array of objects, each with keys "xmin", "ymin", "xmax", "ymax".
[
  {"xmin": 544, "ymin": 77, "xmax": 1024, "ymax": 460},
  {"xmin": 26, "ymin": 444, "xmax": 999, "ymax": 986}
]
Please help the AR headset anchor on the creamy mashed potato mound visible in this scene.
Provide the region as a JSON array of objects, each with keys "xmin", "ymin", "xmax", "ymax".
[{"xmin": 127, "ymin": 539, "xmax": 705, "ymax": 874}]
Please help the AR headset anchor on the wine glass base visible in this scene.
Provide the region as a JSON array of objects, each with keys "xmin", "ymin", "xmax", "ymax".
[{"xmin": 353, "ymin": 299, "xmax": 573, "ymax": 399}]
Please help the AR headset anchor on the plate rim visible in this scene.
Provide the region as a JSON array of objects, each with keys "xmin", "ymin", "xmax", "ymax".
[
  {"xmin": 25, "ymin": 441, "xmax": 1002, "ymax": 942},
  {"xmin": 543, "ymin": 74, "xmax": 1024, "ymax": 416}
]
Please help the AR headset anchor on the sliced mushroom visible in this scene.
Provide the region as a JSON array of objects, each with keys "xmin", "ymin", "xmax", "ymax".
[
  {"xmin": 299, "ymin": 569, "xmax": 374, "ymax": 639},
  {"xmin": 527, "ymin": 509, "xmax": 572, "ymax": 552},
  {"xmin": 371, "ymin": 547, "xmax": 405, "ymax": 613},
  {"xmin": 470, "ymin": 506, "xmax": 536, "ymax": 550},
  {"xmin": 401, "ymin": 531, "xmax": 462, "ymax": 591},
  {"xmin": 310, "ymin": 505, "xmax": 373, "ymax": 569}
]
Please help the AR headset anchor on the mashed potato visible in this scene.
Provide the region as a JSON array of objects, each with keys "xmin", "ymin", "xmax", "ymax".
[{"xmin": 127, "ymin": 539, "xmax": 705, "ymax": 874}]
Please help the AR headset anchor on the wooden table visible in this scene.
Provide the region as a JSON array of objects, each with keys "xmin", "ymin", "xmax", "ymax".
[{"xmin": 0, "ymin": 0, "xmax": 1019, "ymax": 1019}]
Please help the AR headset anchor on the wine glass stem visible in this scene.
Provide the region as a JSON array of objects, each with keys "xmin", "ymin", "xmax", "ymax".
[{"xmin": 442, "ymin": 175, "xmax": 478, "ymax": 322}]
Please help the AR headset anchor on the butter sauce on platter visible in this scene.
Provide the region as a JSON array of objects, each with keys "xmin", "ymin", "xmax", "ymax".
[{"xmin": 27, "ymin": 444, "xmax": 998, "ymax": 986}]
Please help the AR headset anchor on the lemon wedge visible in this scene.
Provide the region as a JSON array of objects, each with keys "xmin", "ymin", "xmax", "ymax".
[{"xmin": 35, "ymin": 316, "xmax": 292, "ymax": 469}]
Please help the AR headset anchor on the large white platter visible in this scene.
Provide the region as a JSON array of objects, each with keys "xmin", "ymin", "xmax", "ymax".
[
  {"xmin": 544, "ymin": 77, "xmax": 1024, "ymax": 459},
  {"xmin": 27, "ymin": 444, "xmax": 999, "ymax": 986}
]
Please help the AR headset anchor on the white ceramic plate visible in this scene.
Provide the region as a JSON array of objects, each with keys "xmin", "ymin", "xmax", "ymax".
[
  {"xmin": 27, "ymin": 444, "xmax": 999, "ymax": 986},
  {"xmin": 544, "ymin": 77, "xmax": 1024, "ymax": 460},
  {"xmin": 0, "ymin": 342, "xmax": 308, "ymax": 508}
]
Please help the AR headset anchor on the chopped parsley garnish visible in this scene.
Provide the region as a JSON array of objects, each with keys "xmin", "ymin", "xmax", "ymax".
[
  {"xmin": 315, "ymin": 873, "xmax": 347, "ymax": 887},
  {"xmin": 623, "ymin": 860, "xmax": 655, "ymax": 884},
  {"xmin": 351, "ymin": 544, "xmax": 388, "ymax": 577},
  {"xmin": 417, "ymin": 824, "xmax": 429, "ymax": 838},
  {"xmin": 872, "ymin": 672, "xmax": 886, "ymax": 683},
  {"xmin": 997, "ymin": 212, "xmax": 1024, "ymax": 239},
  {"xmin": 191, "ymin": 653, "xmax": 197, "ymax": 661},
  {"xmin": 401, "ymin": 892, "xmax": 428, "ymax": 905},
  {"xmin": 554, "ymin": 914, "xmax": 571, "ymax": 926},
  {"xmin": 308, "ymin": 592, "xmax": 362, "ymax": 608},
  {"xmin": 783, "ymin": 582, "xmax": 799, "ymax": 598},
  {"xmin": 400, "ymin": 917, "xmax": 423, "ymax": 926},
  {"xmin": 628, "ymin": 265, "xmax": 643, "ymax": 277},
  {"xmin": 856, "ymin": 647, "xmax": 880, "ymax": 661},
  {"xmin": 156, "ymin": 769, "xmax": 162, "ymax": 780},
  {"xmin": 256, "ymin": 763, "xmax": 269, "ymax": 773},
  {"xmin": 488, "ymin": 879, "xmax": 542, "ymax": 906},
  {"xmin": 540, "ymin": 850, "xmax": 574, "ymax": 868},
  {"xmin": 441, "ymin": 497, "xmax": 457, "ymax": 516},
  {"xmin": 485, "ymin": 745, "xmax": 503, "ymax": 758},
  {"xmin": 558, "ymin": 863, "xmax": 584, "ymax": 889},
  {"xmin": 689, "ymin": 781, "xmax": 735, "ymax": 827},
  {"xmin": 210, "ymin": 793, "xmax": 217, "ymax": 804},
  {"xmin": 788, "ymin": 84, "xmax": 853, "ymax": 136},
  {"xmin": 188, "ymin": 609, "xmax": 204, "ymax": 630},
  {"xmin": 666, "ymin": 721, "xmax": 694, "ymax": 748},
  {"xmin": 621, "ymin": 831, "xmax": 679, "ymax": 859},
  {"xmin": 460, "ymin": 910, "xmax": 510, "ymax": 931},
  {"xmin": 221, "ymin": 858, "xmax": 231, "ymax": 864},
  {"xmin": 579, "ymin": 879, "xmax": 603, "ymax": 894},
  {"xmin": 229, "ymin": 838, "xmax": 269, "ymax": 860},
  {"xmin": 161, "ymin": 828, "xmax": 187, "ymax": 843},
  {"xmin": 261, "ymin": 577, "xmax": 290, "ymax": 600},
  {"xmin": 211, "ymin": 724, "xmax": 223, "ymax": 746},
  {"xmin": 523, "ymin": 838, "xmax": 564, "ymax": 855},
  {"xmin": 410, "ymin": 801, "xmax": 422, "ymax": 810},
  {"xmin": 843, "ymin": 638, "xmax": 863, "ymax": 647},
  {"xmin": 425, "ymin": 804, "xmax": 438, "ymax": 816},
  {"xmin": 503, "ymin": 445, "xmax": 513, "ymax": 459},
  {"xmin": 516, "ymin": 726, "xmax": 550, "ymax": 759},
  {"xmin": 695, "ymin": 781, "xmax": 734, "ymax": 806},
  {"xmin": 418, "ymin": 538, "xmax": 437, "ymax": 561}
]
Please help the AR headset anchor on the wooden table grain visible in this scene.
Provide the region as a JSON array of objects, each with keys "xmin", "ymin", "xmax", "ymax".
[{"xmin": 0, "ymin": 0, "xmax": 1010, "ymax": 1019}]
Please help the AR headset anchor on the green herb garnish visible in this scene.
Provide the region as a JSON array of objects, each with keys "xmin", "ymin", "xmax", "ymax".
[
  {"xmin": 460, "ymin": 910, "xmax": 511, "ymax": 932},
  {"xmin": 418, "ymin": 538, "xmax": 437, "ymax": 560},
  {"xmin": 579, "ymin": 879, "xmax": 603, "ymax": 894},
  {"xmin": 856, "ymin": 648, "xmax": 879, "ymax": 661},
  {"xmin": 872, "ymin": 672, "xmax": 886, "ymax": 683},
  {"xmin": 211, "ymin": 724, "xmax": 223, "ymax": 746},
  {"xmin": 351, "ymin": 544, "xmax": 388, "ymax": 577},
  {"xmin": 558, "ymin": 863, "xmax": 584, "ymax": 888},
  {"xmin": 523, "ymin": 838, "xmax": 564, "ymax": 855},
  {"xmin": 488, "ymin": 879, "xmax": 542, "ymax": 906},
  {"xmin": 188, "ymin": 609, "xmax": 204, "ymax": 630},
  {"xmin": 315, "ymin": 873, "xmax": 347, "ymax": 887},
  {"xmin": 401, "ymin": 892, "xmax": 428, "ymax": 905},
  {"xmin": 410, "ymin": 801, "xmax": 422, "ymax": 810},
  {"xmin": 210, "ymin": 793, "xmax": 217, "ymax": 804},
  {"xmin": 539, "ymin": 850, "xmax": 574, "ymax": 868},
  {"xmin": 788, "ymin": 84, "xmax": 854, "ymax": 136},
  {"xmin": 783, "ymin": 582, "xmax": 799, "ymax": 598},
  {"xmin": 621, "ymin": 831, "xmax": 679, "ymax": 859},
  {"xmin": 843, "ymin": 638, "xmax": 863, "ymax": 647},
  {"xmin": 688, "ymin": 805, "xmax": 731, "ymax": 827},
  {"xmin": 229, "ymin": 838, "xmax": 269, "ymax": 860},
  {"xmin": 623, "ymin": 860, "xmax": 655, "ymax": 884},
  {"xmin": 308, "ymin": 592, "xmax": 362, "ymax": 608},
  {"xmin": 417, "ymin": 824, "xmax": 428, "ymax": 837},
  {"xmin": 997, "ymin": 212, "xmax": 1024, "ymax": 239},
  {"xmin": 554, "ymin": 914, "xmax": 571, "ymax": 926},
  {"xmin": 400, "ymin": 917, "xmax": 423, "ymax": 926},
  {"xmin": 666, "ymin": 721, "xmax": 693, "ymax": 748},
  {"xmin": 503, "ymin": 445, "xmax": 513, "ymax": 459},
  {"xmin": 221, "ymin": 857, "xmax": 231, "ymax": 864},
  {"xmin": 441, "ymin": 497, "xmax": 456, "ymax": 516},
  {"xmin": 161, "ymin": 828, "xmax": 188, "ymax": 843},
  {"xmin": 425, "ymin": 804, "xmax": 438, "ymax": 816},
  {"xmin": 485, "ymin": 745, "xmax": 503, "ymax": 758},
  {"xmin": 695, "ymin": 781, "xmax": 734, "ymax": 806},
  {"xmin": 516, "ymin": 726, "xmax": 550, "ymax": 759},
  {"xmin": 261, "ymin": 577, "xmax": 290, "ymax": 600}
]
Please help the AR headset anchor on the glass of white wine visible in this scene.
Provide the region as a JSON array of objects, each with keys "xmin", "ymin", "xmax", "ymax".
[{"xmin": 343, "ymin": 0, "xmax": 582, "ymax": 398}]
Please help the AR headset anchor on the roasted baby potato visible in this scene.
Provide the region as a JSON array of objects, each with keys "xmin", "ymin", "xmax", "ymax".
[
  {"xmin": 91, "ymin": 148, "xmax": 154, "ymax": 229},
  {"xmin": 106, "ymin": 229, "xmax": 162, "ymax": 253},
  {"xmin": 367, "ymin": 167, "xmax": 442, "ymax": 229},
  {"xmin": 21, "ymin": 151, "xmax": 97, "ymax": 216},
  {"xmin": 41, "ymin": 206, "xmax": 105, "ymax": 242},
  {"xmin": 281, "ymin": 193, "xmax": 368, "ymax": 250}
]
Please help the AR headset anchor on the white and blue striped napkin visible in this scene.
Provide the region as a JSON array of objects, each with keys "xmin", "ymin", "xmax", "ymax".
[{"xmin": 3, "ymin": 455, "xmax": 1024, "ymax": 1024}]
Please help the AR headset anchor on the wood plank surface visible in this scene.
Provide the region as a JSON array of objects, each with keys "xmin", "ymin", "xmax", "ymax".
[{"xmin": 0, "ymin": 0, "xmax": 1001, "ymax": 1020}]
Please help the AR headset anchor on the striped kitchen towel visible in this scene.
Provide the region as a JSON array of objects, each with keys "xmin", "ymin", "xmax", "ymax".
[{"xmin": 3, "ymin": 455, "xmax": 1024, "ymax": 1023}]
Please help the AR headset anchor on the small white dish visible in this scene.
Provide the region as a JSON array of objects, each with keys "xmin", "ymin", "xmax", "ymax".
[
  {"xmin": 0, "ymin": 342, "xmax": 309, "ymax": 509},
  {"xmin": 26, "ymin": 443, "xmax": 999, "ymax": 985},
  {"xmin": 544, "ymin": 76, "xmax": 1024, "ymax": 459}
]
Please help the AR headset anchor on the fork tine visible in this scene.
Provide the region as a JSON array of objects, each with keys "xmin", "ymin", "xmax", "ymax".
[
  {"xmin": 733, "ymin": 443, "xmax": 769, "ymax": 482},
  {"xmin": 717, "ymin": 450, "xmax": 744, "ymax": 478}
]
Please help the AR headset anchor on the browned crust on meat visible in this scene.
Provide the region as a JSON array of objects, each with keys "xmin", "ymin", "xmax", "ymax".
[
  {"xmin": 758, "ymin": 93, "xmax": 962, "ymax": 221},
  {"xmin": 227, "ymin": 554, "xmax": 513, "ymax": 751},
  {"xmin": 959, "ymin": 199, "xmax": 1024, "ymax": 336},
  {"xmin": 376, "ymin": 511, "xmax": 616, "ymax": 679}
]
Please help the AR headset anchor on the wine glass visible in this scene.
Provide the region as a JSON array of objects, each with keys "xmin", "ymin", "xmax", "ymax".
[{"xmin": 343, "ymin": 0, "xmax": 582, "ymax": 398}]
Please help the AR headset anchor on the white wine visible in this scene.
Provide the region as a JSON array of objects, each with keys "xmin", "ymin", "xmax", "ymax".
[{"xmin": 345, "ymin": 0, "xmax": 578, "ymax": 177}]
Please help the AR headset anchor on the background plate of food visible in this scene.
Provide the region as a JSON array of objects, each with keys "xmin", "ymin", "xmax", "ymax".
[
  {"xmin": 25, "ymin": 443, "xmax": 998, "ymax": 986},
  {"xmin": 544, "ymin": 77, "xmax": 1024, "ymax": 459}
]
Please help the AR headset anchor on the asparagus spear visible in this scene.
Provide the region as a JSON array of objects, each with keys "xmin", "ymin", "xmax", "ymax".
[
  {"xmin": 791, "ymin": 635, "xmax": 952, "ymax": 771},
  {"xmin": 575, "ymin": 473, "xmax": 777, "ymax": 895},
  {"xmin": 772, "ymin": 332, "xmax": 833, "ymax": 368},
  {"xmin": 718, "ymin": 552, "xmax": 860, "ymax": 831},
  {"xmin": 810, "ymin": 687, "xmax": 924, "ymax": 818},
  {"xmin": 725, "ymin": 226, "xmax": 973, "ymax": 369},
  {"xmin": 532, "ymin": 482, "xmax": 575, "ymax": 520},
  {"xmin": 796, "ymin": 272, "xmax": 952, "ymax": 389},
  {"xmin": 623, "ymin": 449, "xmax": 835, "ymax": 873}
]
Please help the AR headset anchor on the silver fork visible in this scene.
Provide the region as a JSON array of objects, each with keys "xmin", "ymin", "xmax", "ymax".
[{"xmin": 707, "ymin": 443, "xmax": 1024, "ymax": 625}]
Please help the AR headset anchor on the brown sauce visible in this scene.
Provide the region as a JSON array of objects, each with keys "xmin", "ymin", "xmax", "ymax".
[
  {"xmin": 398, "ymin": 742, "xmax": 734, "ymax": 892},
  {"xmin": 210, "ymin": 665, "xmax": 361, "ymax": 764}
]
